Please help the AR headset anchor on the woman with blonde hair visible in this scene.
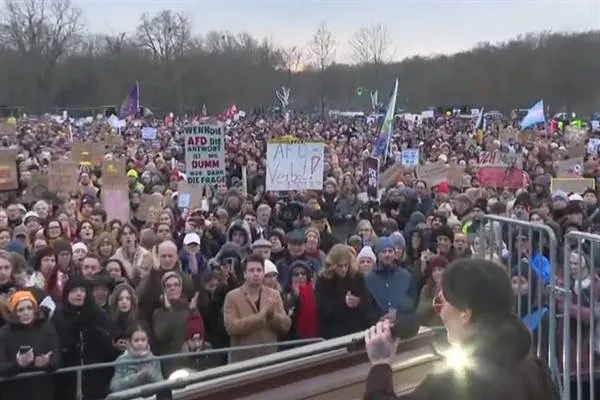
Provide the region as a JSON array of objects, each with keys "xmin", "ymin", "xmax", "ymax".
[
  {"xmin": 356, "ymin": 220, "xmax": 376, "ymax": 247},
  {"xmin": 314, "ymin": 244, "xmax": 376, "ymax": 339}
]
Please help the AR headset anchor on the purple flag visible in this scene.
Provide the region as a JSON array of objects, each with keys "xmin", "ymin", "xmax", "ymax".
[{"xmin": 119, "ymin": 82, "xmax": 140, "ymax": 118}]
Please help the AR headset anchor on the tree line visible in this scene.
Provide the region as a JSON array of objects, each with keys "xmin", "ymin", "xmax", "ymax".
[{"xmin": 1, "ymin": 0, "xmax": 599, "ymax": 116}]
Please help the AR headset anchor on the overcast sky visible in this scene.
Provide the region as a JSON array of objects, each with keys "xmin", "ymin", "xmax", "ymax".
[{"xmin": 77, "ymin": 0, "xmax": 600, "ymax": 62}]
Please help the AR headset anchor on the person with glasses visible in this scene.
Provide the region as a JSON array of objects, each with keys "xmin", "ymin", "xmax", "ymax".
[{"xmin": 363, "ymin": 258, "xmax": 558, "ymax": 400}]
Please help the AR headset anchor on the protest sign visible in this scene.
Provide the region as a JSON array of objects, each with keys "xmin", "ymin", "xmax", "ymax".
[
  {"xmin": 101, "ymin": 159, "xmax": 127, "ymax": 188},
  {"xmin": 142, "ymin": 127, "xmax": 157, "ymax": 140},
  {"xmin": 22, "ymin": 173, "xmax": 51, "ymax": 203},
  {"xmin": 477, "ymin": 167, "xmax": 528, "ymax": 189},
  {"xmin": 401, "ymin": 149, "xmax": 419, "ymax": 168},
  {"xmin": 555, "ymin": 157, "xmax": 583, "ymax": 178},
  {"xmin": 185, "ymin": 123, "xmax": 226, "ymax": 186},
  {"xmin": 72, "ymin": 140, "xmax": 104, "ymax": 165},
  {"xmin": 588, "ymin": 138, "xmax": 600, "ymax": 157},
  {"xmin": 416, "ymin": 161, "xmax": 447, "ymax": 187},
  {"xmin": 48, "ymin": 159, "xmax": 78, "ymax": 192},
  {"xmin": 102, "ymin": 186, "xmax": 129, "ymax": 223},
  {"xmin": 447, "ymin": 165, "xmax": 470, "ymax": 188},
  {"xmin": 177, "ymin": 182, "xmax": 204, "ymax": 209},
  {"xmin": 379, "ymin": 164, "xmax": 404, "ymax": 187},
  {"xmin": 551, "ymin": 178, "xmax": 595, "ymax": 194},
  {"xmin": 364, "ymin": 157, "xmax": 379, "ymax": 198},
  {"xmin": 266, "ymin": 139, "xmax": 325, "ymax": 191},
  {"xmin": 0, "ymin": 122, "xmax": 16, "ymax": 136},
  {"xmin": 137, "ymin": 193, "xmax": 163, "ymax": 222},
  {"xmin": 0, "ymin": 150, "xmax": 19, "ymax": 193}
]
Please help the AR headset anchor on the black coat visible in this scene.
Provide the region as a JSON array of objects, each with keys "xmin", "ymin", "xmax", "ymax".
[
  {"xmin": 52, "ymin": 301, "xmax": 116, "ymax": 400},
  {"xmin": 363, "ymin": 318, "xmax": 559, "ymax": 400},
  {"xmin": 314, "ymin": 272, "xmax": 377, "ymax": 339},
  {"xmin": 0, "ymin": 315, "xmax": 61, "ymax": 400}
]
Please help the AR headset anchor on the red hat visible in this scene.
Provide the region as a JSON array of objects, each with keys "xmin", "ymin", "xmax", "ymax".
[{"xmin": 185, "ymin": 311, "xmax": 205, "ymax": 340}]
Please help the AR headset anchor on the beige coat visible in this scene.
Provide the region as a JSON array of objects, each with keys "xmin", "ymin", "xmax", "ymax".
[
  {"xmin": 112, "ymin": 246, "xmax": 153, "ymax": 282},
  {"xmin": 223, "ymin": 284, "xmax": 291, "ymax": 363}
]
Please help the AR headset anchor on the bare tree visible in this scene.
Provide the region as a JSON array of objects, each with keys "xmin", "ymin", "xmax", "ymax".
[
  {"xmin": 0, "ymin": 0, "xmax": 82, "ymax": 104},
  {"xmin": 280, "ymin": 45, "xmax": 304, "ymax": 86},
  {"xmin": 309, "ymin": 21, "xmax": 336, "ymax": 72},
  {"xmin": 135, "ymin": 10, "xmax": 192, "ymax": 63},
  {"xmin": 349, "ymin": 23, "xmax": 394, "ymax": 64}
]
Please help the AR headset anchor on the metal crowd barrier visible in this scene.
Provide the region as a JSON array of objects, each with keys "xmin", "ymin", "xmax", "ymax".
[
  {"xmin": 0, "ymin": 338, "xmax": 323, "ymax": 400},
  {"xmin": 475, "ymin": 215, "xmax": 561, "ymax": 391},
  {"xmin": 562, "ymin": 231, "xmax": 600, "ymax": 400}
]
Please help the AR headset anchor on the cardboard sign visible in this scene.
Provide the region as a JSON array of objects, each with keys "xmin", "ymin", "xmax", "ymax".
[
  {"xmin": 551, "ymin": 178, "xmax": 595, "ymax": 194},
  {"xmin": 101, "ymin": 159, "xmax": 127, "ymax": 188},
  {"xmin": 48, "ymin": 159, "xmax": 78, "ymax": 192},
  {"xmin": 555, "ymin": 157, "xmax": 583, "ymax": 178},
  {"xmin": 379, "ymin": 164, "xmax": 404, "ymax": 187},
  {"xmin": 568, "ymin": 142, "xmax": 586, "ymax": 158},
  {"xmin": 447, "ymin": 166, "xmax": 470, "ymax": 188},
  {"xmin": 0, "ymin": 122, "xmax": 16, "ymax": 136},
  {"xmin": 137, "ymin": 193, "xmax": 163, "ymax": 222},
  {"xmin": 71, "ymin": 140, "xmax": 104, "ymax": 165},
  {"xmin": 177, "ymin": 182, "xmax": 204, "ymax": 209},
  {"xmin": 102, "ymin": 186, "xmax": 130, "ymax": 223},
  {"xmin": 22, "ymin": 173, "xmax": 51, "ymax": 203},
  {"xmin": 0, "ymin": 150, "xmax": 19, "ymax": 192},
  {"xmin": 416, "ymin": 161, "xmax": 447, "ymax": 187}
]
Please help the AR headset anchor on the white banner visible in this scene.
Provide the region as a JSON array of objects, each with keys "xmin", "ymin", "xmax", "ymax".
[
  {"xmin": 266, "ymin": 140, "xmax": 324, "ymax": 191},
  {"xmin": 184, "ymin": 122, "xmax": 226, "ymax": 186}
]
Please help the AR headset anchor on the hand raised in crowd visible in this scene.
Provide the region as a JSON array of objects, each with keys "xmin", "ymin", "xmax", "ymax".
[
  {"xmin": 345, "ymin": 291, "xmax": 360, "ymax": 308},
  {"xmin": 420, "ymin": 249, "xmax": 433, "ymax": 272},
  {"xmin": 365, "ymin": 320, "xmax": 397, "ymax": 366},
  {"xmin": 263, "ymin": 295, "xmax": 277, "ymax": 318},
  {"xmin": 162, "ymin": 294, "xmax": 171, "ymax": 310},
  {"xmin": 34, "ymin": 351, "xmax": 53, "ymax": 368},
  {"xmin": 189, "ymin": 291, "xmax": 199, "ymax": 310},
  {"xmin": 16, "ymin": 348, "xmax": 34, "ymax": 367}
]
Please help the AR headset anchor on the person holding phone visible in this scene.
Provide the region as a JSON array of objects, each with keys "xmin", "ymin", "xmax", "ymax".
[{"xmin": 0, "ymin": 290, "xmax": 61, "ymax": 400}]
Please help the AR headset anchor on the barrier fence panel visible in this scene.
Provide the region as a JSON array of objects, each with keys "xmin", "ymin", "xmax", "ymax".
[
  {"xmin": 476, "ymin": 215, "xmax": 560, "ymax": 392},
  {"xmin": 562, "ymin": 231, "xmax": 600, "ymax": 400}
]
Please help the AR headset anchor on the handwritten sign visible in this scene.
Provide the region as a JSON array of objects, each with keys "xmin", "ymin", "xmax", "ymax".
[
  {"xmin": 416, "ymin": 161, "xmax": 447, "ymax": 187},
  {"xmin": 22, "ymin": 173, "xmax": 51, "ymax": 203},
  {"xmin": 551, "ymin": 178, "xmax": 595, "ymax": 194},
  {"xmin": 101, "ymin": 159, "xmax": 127, "ymax": 188},
  {"xmin": 0, "ymin": 150, "xmax": 19, "ymax": 193},
  {"xmin": 266, "ymin": 140, "xmax": 324, "ymax": 191},
  {"xmin": 478, "ymin": 151, "xmax": 522, "ymax": 167},
  {"xmin": 177, "ymin": 182, "xmax": 204, "ymax": 209},
  {"xmin": 137, "ymin": 193, "xmax": 163, "ymax": 222},
  {"xmin": 184, "ymin": 123, "xmax": 226, "ymax": 185},
  {"xmin": 555, "ymin": 157, "xmax": 583, "ymax": 178},
  {"xmin": 101, "ymin": 186, "xmax": 129, "ymax": 223},
  {"xmin": 48, "ymin": 159, "xmax": 78, "ymax": 192},
  {"xmin": 364, "ymin": 157, "xmax": 379, "ymax": 198},
  {"xmin": 71, "ymin": 140, "xmax": 104, "ymax": 165},
  {"xmin": 401, "ymin": 149, "xmax": 419, "ymax": 168}
]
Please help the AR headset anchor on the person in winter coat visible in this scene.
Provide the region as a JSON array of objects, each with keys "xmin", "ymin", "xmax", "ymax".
[
  {"xmin": 0, "ymin": 290, "xmax": 61, "ymax": 400},
  {"xmin": 282, "ymin": 260, "xmax": 320, "ymax": 341},
  {"xmin": 363, "ymin": 258, "xmax": 558, "ymax": 400},
  {"xmin": 152, "ymin": 271, "xmax": 199, "ymax": 377},
  {"xmin": 109, "ymin": 282, "xmax": 139, "ymax": 352},
  {"xmin": 276, "ymin": 230, "xmax": 321, "ymax": 286},
  {"xmin": 315, "ymin": 244, "xmax": 377, "ymax": 339},
  {"xmin": 364, "ymin": 237, "xmax": 418, "ymax": 324},
  {"xmin": 416, "ymin": 255, "xmax": 447, "ymax": 328},
  {"xmin": 52, "ymin": 274, "xmax": 116, "ymax": 400},
  {"xmin": 110, "ymin": 322, "xmax": 163, "ymax": 392},
  {"xmin": 226, "ymin": 220, "xmax": 253, "ymax": 258},
  {"xmin": 176, "ymin": 310, "xmax": 220, "ymax": 372},
  {"xmin": 356, "ymin": 246, "xmax": 377, "ymax": 275}
]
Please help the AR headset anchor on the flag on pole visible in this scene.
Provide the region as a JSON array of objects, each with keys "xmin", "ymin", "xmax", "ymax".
[
  {"xmin": 473, "ymin": 107, "xmax": 484, "ymax": 144},
  {"xmin": 372, "ymin": 78, "xmax": 399, "ymax": 162},
  {"xmin": 119, "ymin": 82, "xmax": 140, "ymax": 119},
  {"xmin": 520, "ymin": 99, "xmax": 545, "ymax": 130}
]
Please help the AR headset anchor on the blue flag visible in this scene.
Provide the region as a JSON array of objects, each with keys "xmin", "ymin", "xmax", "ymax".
[
  {"xmin": 119, "ymin": 82, "xmax": 140, "ymax": 119},
  {"xmin": 373, "ymin": 78, "xmax": 398, "ymax": 162},
  {"xmin": 520, "ymin": 99, "xmax": 544, "ymax": 130}
]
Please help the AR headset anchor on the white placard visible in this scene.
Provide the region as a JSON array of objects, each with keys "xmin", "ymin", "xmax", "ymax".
[
  {"xmin": 184, "ymin": 122, "xmax": 226, "ymax": 185},
  {"xmin": 266, "ymin": 141, "xmax": 324, "ymax": 191}
]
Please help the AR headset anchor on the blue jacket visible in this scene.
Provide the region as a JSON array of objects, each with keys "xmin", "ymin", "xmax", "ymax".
[
  {"xmin": 364, "ymin": 265, "xmax": 417, "ymax": 317},
  {"xmin": 530, "ymin": 252, "xmax": 551, "ymax": 285},
  {"xmin": 179, "ymin": 251, "xmax": 207, "ymax": 276}
]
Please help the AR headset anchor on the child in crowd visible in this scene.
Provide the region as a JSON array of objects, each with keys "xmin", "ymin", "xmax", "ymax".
[{"xmin": 109, "ymin": 322, "xmax": 163, "ymax": 392}]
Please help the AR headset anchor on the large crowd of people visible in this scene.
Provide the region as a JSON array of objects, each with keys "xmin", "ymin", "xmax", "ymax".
[{"xmin": 0, "ymin": 109, "xmax": 595, "ymax": 399}]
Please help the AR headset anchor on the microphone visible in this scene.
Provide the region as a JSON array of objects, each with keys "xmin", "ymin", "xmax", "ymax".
[{"xmin": 347, "ymin": 313, "xmax": 420, "ymax": 350}]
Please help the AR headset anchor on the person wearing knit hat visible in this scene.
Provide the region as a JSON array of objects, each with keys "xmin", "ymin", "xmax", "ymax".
[
  {"xmin": 357, "ymin": 246, "xmax": 377, "ymax": 274},
  {"xmin": 72, "ymin": 242, "xmax": 88, "ymax": 265},
  {"xmin": 365, "ymin": 236, "xmax": 417, "ymax": 326},
  {"xmin": 432, "ymin": 225, "xmax": 455, "ymax": 260},
  {"xmin": 8, "ymin": 290, "xmax": 38, "ymax": 316}
]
